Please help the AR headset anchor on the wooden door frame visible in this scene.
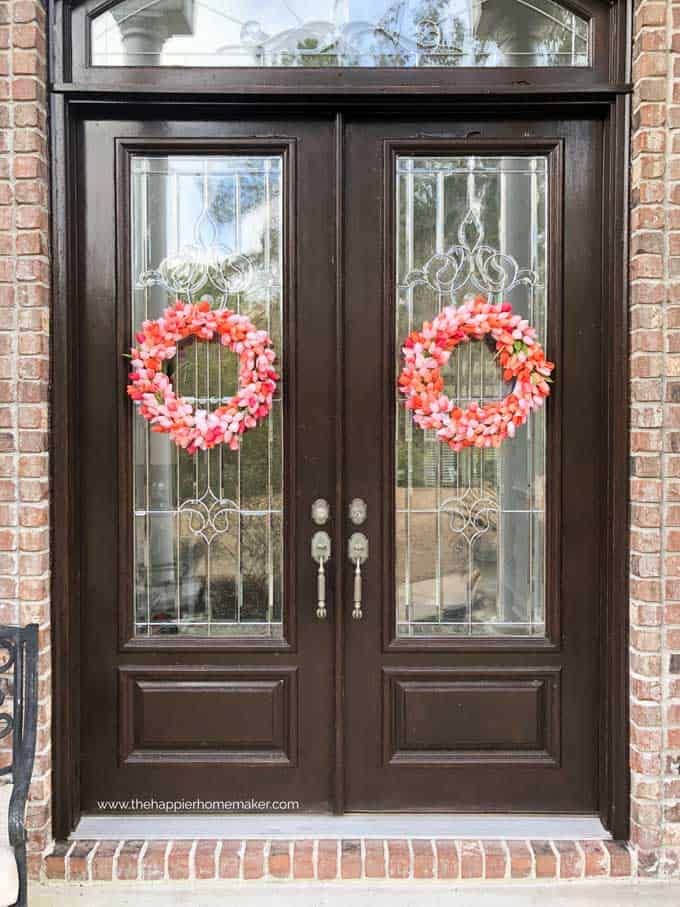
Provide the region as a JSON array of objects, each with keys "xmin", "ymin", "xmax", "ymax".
[{"xmin": 49, "ymin": 0, "xmax": 632, "ymax": 839}]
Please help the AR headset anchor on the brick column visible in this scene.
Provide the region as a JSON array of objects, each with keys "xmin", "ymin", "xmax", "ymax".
[
  {"xmin": 630, "ymin": 0, "xmax": 680, "ymax": 878},
  {"xmin": 0, "ymin": 0, "xmax": 50, "ymax": 875}
]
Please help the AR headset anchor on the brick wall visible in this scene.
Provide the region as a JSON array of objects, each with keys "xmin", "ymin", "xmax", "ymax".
[
  {"xmin": 0, "ymin": 0, "xmax": 679, "ymax": 886},
  {"xmin": 0, "ymin": 0, "xmax": 51, "ymax": 872},
  {"xmin": 630, "ymin": 0, "xmax": 680, "ymax": 879}
]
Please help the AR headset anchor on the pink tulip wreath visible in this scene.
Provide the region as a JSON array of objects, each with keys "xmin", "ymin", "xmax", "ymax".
[
  {"xmin": 127, "ymin": 300, "xmax": 278, "ymax": 455},
  {"xmin": 398, "ymin": 296, "xmax": 554, "ymax": 452}
]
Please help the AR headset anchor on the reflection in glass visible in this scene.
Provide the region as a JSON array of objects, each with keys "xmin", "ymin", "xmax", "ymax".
[
  {"xmin": 92, "ymin": 0, "xmax": 589, "ymax": 68},
  {"xmin": 131, "ymin": 155, "xmax": 284, "ymax": 638},
  {"xmin": 395, "ymin": 155, "xmax": 547, "ymax": 638}
]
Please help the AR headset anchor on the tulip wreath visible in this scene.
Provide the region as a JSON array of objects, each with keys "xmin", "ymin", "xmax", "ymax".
[
  {"xmin": 398, "ymin": 296, "xmax": 554, "ymax": 452},
  {"xmin": 127, "ymin": 300, "xmax": 278, "ymax": 455}
]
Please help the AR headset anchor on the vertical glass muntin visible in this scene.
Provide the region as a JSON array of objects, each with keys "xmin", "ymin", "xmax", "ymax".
[
  {"xmin": 131, "ymin": 154, "xmax": 284, "ymax": 639},
  {"xmin": 395, "ymin": 154, "xmax": 547, "ymax": 638}
]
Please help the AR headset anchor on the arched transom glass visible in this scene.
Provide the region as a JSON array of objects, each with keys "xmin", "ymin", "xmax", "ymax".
[{"xmin": 91, "ymin": 0, "xmax": 590, "ymax": 68}]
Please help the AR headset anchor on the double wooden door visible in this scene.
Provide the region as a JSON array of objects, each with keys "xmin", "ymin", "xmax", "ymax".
[{"xmin": 78, "ymin": 111, "xmax": 603, "ymax": 815}]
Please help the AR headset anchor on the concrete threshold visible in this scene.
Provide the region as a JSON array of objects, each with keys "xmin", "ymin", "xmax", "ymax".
[{"xmin": 73, "ymin": 813, "xmax": 610, "ymax": 841}]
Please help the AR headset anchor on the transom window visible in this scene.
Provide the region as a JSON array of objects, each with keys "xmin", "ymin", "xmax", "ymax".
[{"xmin": 91, "ymin": 0, "xmax": 589, "ymax": 68}]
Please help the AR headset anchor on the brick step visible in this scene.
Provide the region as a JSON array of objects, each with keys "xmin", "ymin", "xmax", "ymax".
[{"xmin": 40, "ymin": 839, "xmax": 633, "ymax": 883}]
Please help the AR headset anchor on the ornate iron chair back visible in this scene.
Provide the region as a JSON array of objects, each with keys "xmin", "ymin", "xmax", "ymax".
[{"xmin": 0, "ymin": 625, "xmax": 38, "ymax": 907}]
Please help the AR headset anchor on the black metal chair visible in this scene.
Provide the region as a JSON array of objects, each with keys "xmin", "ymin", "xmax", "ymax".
[{"xmin": 0, "ymin": 626, "xmax": 38, "ymax": 907}]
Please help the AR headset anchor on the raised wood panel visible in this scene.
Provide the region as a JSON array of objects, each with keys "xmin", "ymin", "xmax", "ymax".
[
  {"xmin": 119, "ymin": 666, "xmax": 298, "ymax": 766},
  {"xmin": 383, "ymin": 667, "xmax": 560, "ymax": 766}
]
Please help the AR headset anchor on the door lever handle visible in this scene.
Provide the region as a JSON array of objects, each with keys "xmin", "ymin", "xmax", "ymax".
[
  {"xmin": 348, "ymin": 532, "xmax": 368, "ymax": 621},
  {"xmin": 311, "ymin": 531, "xmax": 331, "ymax": 620},
  {"xmin": 352, "ymin": 559, "xmax": 363, "ymax": 620}
]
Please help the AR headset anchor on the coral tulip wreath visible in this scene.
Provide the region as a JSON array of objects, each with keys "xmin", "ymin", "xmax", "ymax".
[
  {"xmin": 127, "ymin": 300, "xmax": 278, "ymax": 455},
  {"xmin": 398, "ymin": 296, "xmax": 554, "ymax": 451}
]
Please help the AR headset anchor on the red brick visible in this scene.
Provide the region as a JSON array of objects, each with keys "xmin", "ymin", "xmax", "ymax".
[
  {"xmin": 340, "ymin": 839, "xmax": 361, "ymax": 879},
  {"xmin": 12, "ymin": 24, "xmax": 39, "ymax": 48},
  {"xmin": 388, "ymin": 839, "xmax": 410, "ymax": 878},
  {"xmin": 435, "ymin": 840, "xmax": 458, "ymax": 879},
  {"xmin": 167, "ymin": 840, "xmax": 192, "ymax": 881},
  {"xmin": 555, "ymin": 841, "xmax": 584, "ymax": 879},
  {"xmin": 292, "ymin": 840, "xmax": 313, "ymax": 879},
  {"xmin": 44, "ymin": 842, "xmax": 69, "ymax": 880},
  {"xmin": 508, "ymin": 841, "xmax": 532, "ymax": 878},
  {"xmin": 412, "ymin": 840, "xmax": 434, "ymax": 879},
  {"xmin": 364, "ymin": 840, "xmax": 386, "ymax": 878},
  {"xmin": 218, "ymin": 841, "xmax": 241, "ymax": 879},
  {"xmin": 116, "ymin": 840, "xmax": 143, "ymax": 881},
  {"xmin": 459, "ymin": 841, "xmax": 483, "ymax": 878},
  {"xmin": 11, "ymin": 77, "xmax": 37, "ymax": 100},
  {"xmin": 637, "ymin": 849, "xmax": 661, "ymax": 877},
  {"xmin": 604, "ymin": 841, "xmax": 632, "ymax": 876},
  {"xmin": 317, "ymin": 840, "xmax": 338, "ymax": 880},
  {"xmin": 194, "ymin": 840, "xmax": 217, "ymax": 879},
  {"xmin": 530, "ymin": 841, "xmax": 557, "ymax": 879},
  {"xmin": 67, "ymin": 840, "xmax": 97, "ymax": 882},
  {"xmin": 141, "ymin": 841, "xmax": 167, "ymax": 881},
  {"xmin": 581, "ymin": 840, "xmax": 608, "ymax": 877},
  {"xmin": 14, "ymin": 155, "xmax": 42, "ymax": 179},
  {"xmin": 91, "ymin": 841, "xmax": 119, "ymax": 882},
  {"xmin": 13, "ymin": 1, "xmax": 45, "ymax": 24},
  {"xmin": 243, "ymin": 840, "xmax": 265, "ymax": 880},
  {"xmin": 482, "ymin": 840, "xmax": 507, "ymax": 879},
  {"xmin": 268, "ymin": 841, "xmax": 290, "ymax": 879}
]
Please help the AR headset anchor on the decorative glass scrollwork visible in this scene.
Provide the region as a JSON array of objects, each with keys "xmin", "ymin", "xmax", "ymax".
[
  {"xmin": 442, "ymin": 488, "xmax": 498, "ymax": 547},
  {"xmin": 179, "ymin": 487, "xmax": 238, "ymax": 545},
  {"xmin": 404, "ymin": 199, "xmax": 538, "ymax": 300},
  {"xmin": 137, "ymin": 204, "xmax": 258, "ymax": 300}
]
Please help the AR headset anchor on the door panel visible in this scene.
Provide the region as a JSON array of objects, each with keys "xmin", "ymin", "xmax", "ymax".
[
  {"xmin": 343, "ymin": 116, "xmax": 602, "ymax": 812},
  {"xmin": 79, "ymin": 118, "xmax": 336, "ymax": 811}
]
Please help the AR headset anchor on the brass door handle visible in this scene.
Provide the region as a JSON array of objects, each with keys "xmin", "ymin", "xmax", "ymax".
[
  {"xmin": 311, "ymin": 531, "xmax": 331, "ymax": 620},
  {"xmin": 348, "ymin": 532, "xmax": 368, "ymax": 621}
]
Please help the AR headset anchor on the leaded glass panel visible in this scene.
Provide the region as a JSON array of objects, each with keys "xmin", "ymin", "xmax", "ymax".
[
  {"xmin": 131, "ymin": 154, "xmax": 284, "ymax": 638},
  {"xmin": 91, "ymin": 0, "xmax": 589, "ymax": 68},
  {"xmin": 395, "ymin": 154, "xmax": 547, "ymax": 638}
]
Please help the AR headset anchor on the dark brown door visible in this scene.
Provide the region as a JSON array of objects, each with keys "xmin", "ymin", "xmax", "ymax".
[
  {"xmin": 78, "ymin": 111, "xmax": 604, "ymax": 816},
  {"xmin": 343, "ymin": 116, "xmax": 602, "ymax": 811},
  {"xmin": 79, "ymin": 117, "xmax": 337, "ymax": 811}
]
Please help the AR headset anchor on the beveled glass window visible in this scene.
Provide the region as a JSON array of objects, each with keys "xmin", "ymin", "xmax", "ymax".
[
  {"xmin": 131, "ymin": 154, "xmax": 284, "ymax": 638},
  {"xmin": 91, "ymin": 0, "xmax": 589, "ymax": 68},
  {"xmin": 395, "ymin": 154, "xmax": 547, "ymax": 638}
]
